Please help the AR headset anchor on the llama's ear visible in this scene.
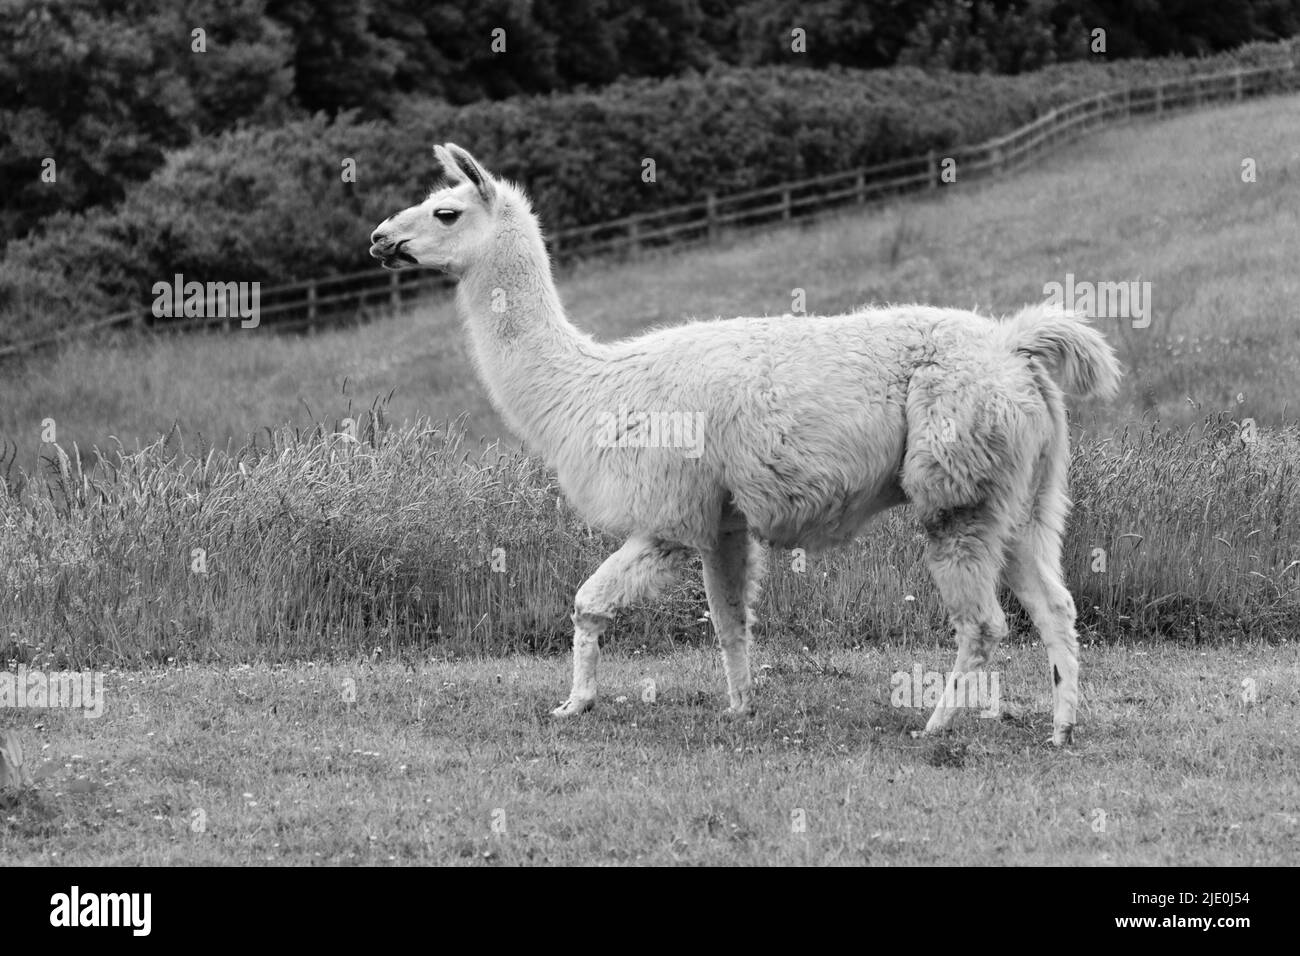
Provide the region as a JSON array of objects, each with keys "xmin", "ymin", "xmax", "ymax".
[
  {"xmin": 442, "ymin": 143, "xmax": 496, "ymax": 205},
  {"xmin": 432, "ymin": 145, "xmax": 464, "ymax": 187}
]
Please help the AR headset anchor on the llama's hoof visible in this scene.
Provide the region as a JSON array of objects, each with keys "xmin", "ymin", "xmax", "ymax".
[
  {"xmin": 551, "ymin": 697, "xmax": 595, "ymax": 718},
  {"xmin": 912, "ymin": 727, "xmax": 951, "ymax": 740},
  {"xmin": 920, "ymin": 715, "xmax": 952, "ymax": 737},
  {"xmin": 1051, "ymin": 724, "xmax": 1075, "ymax": 747},
  {"xmin": 724, "ymin": 702, "xmax": 756, "ymax": 720},
  {"xmin": 990, "ymin": 699, "xmax": 1026, "ymax": 720}
]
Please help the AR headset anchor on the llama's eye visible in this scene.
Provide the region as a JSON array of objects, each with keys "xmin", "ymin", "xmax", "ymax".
[{"xmin": 434, "ymin": 209, "xmax": 461, "ymax": 225}]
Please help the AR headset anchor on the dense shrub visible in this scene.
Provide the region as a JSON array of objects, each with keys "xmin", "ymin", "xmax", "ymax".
[{"xmin": 0, "ymin": 0, "xmax": 295, "ymax": 242}]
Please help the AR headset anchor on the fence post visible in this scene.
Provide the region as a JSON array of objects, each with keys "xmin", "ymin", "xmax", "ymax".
[
  {"xmin": 927, "ymin": 149, "xmax": 938, "ymax": 189},
  {"xmin": 781, "ymin": 188, "xmax": 791, "ymax": 220},
  {"xmin": 627, "ymin": 218, "xmax": 641, "ymax": 259},
  {"xmin": 706, "ymin": 191, "xmax": 718, "ymax": 241},
  {"xmin": 1155, "ymin": 83, "xmax": 1163, "ymax": 116},
  {"xmin": 390, "ymin": 270, "xmax": 401, "ymax": 307},
  {"xmin": 307, "ymin": 280, "xmax": 317, "ymax": 324},
  {"xmin": 855, "ymin": 171, "xmax": 865, "ymax": 204},
  {"xmin": 1234, "ymin": 70, "xmax": 1243, "ymax": 101}
]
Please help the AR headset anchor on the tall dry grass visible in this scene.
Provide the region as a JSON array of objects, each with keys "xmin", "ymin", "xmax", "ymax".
[{"xmin": 1, "ymin": 410, "xmax": 1295, "ymax": 669}]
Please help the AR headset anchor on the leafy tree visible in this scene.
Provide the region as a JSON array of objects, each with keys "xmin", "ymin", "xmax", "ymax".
[
  {"xmin": 0, "ymin": 0, "xmax": 292, "ymax": 244},
  {"xmin": 262, "ymin": 0, "xmax": 398, "ymax": 113}
]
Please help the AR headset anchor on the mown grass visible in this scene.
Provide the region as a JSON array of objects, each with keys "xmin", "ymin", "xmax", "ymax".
[
  {"xmin": 1, "ymin": 411, "xmax": 1296, "ymax": 670},
  {"xmin": 0, "ymin": 93, "xmax": 1297, "ymax": 455},
  {"xmin": 1, "ymin": 643, "xmax": 1295, "ymax": 865}
]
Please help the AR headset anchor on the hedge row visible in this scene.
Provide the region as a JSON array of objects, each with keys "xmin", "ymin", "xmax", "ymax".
[{"xmin": 2, "ymin": 37, "xmax": 1296, "ymax": 346}]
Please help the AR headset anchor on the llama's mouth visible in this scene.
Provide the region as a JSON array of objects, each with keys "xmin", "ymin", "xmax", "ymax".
[
  {"xmin": 379, "ymin": 252, "xmax": 418, "ymax": 270},
  {"xmin": 370, "ymin": 238, "xmax": 419, "ymax": 269}
]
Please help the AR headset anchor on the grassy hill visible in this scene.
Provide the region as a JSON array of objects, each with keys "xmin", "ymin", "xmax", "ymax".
[{"xmin": 1, "ymin": 91, "xmax": 1298, "ymax": 459}]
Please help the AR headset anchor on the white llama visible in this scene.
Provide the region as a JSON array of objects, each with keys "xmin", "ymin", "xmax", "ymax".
[{"xmin": 370, "ymin": 144, "xmax": 1121, "ymax": 746}]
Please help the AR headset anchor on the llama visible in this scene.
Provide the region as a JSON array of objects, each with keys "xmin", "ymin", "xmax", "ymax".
[{"xmin": 370, "ymin": 144, "xmax": 1121, "ymax": 746}]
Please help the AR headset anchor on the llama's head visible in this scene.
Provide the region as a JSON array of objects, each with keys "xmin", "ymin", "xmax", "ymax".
[{"xmin": 369, "ymin": 144, "xmax": 501, "ymax": 277}]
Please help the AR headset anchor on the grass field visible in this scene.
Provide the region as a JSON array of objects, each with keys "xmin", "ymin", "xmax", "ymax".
[
  {"xmin": 0, "ymin": 93, "xmax": 1298, "ymax": 455},
  {"xmin": 2, "ymin": 643, "xmax": 1295, "ymax": 865}
]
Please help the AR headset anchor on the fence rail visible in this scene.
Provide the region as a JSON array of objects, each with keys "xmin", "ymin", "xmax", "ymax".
[{"xmin": 2, "ymin": 59, "xmax": 1295, "ymax": 359}]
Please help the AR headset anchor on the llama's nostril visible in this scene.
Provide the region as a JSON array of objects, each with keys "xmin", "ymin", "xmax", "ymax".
[{"xmin": 371, "ymin": 230, "xmax": 389, "ymax": 247}]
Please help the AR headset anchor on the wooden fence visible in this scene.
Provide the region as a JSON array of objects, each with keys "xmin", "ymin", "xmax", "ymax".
[{"xmin": 2, "ymin": 59, "xmax": 1295, "ymax": 358}]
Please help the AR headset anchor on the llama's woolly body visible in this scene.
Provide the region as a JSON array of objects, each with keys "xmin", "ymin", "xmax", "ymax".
[{"xmin": 462, "ymin": 220, "xmax": 1107, "ymax": 555}]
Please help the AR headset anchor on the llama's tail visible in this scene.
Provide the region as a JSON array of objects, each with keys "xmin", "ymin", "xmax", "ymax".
[{"xmin": 1002, "ymin": 304, "xmax": 1122, "ymax": 398}]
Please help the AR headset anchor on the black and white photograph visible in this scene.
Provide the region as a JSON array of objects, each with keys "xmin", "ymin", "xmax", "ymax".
[{"xmin": 1, "ymin": 0, "xmax": 1297, "ymax": 893}]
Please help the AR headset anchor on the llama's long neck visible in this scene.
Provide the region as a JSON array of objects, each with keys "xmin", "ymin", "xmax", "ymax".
[{"xmin": 455, "ymin": 203, "xmax": 601, "ymax": 456}]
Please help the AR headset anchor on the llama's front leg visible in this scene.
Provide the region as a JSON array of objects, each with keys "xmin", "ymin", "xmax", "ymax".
[
  {"xmin": 552, "ymin": 619, "xmax": 601, "ymax": 717},
  {"xmin": 552, "ymin": 535, "xmax": 686, "ymax": 718},
  {"xmin": 701, "ymin": 528, "xmax": 764, "ymax": 716}
]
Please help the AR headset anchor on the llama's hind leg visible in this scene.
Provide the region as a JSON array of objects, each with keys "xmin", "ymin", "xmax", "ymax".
[
  {"xmin": 701, "ymin": 527, "xmax": 764, "ymax": 715},
  {"xmin": 1004, "ymin": 521, "xmax": 1080, "ymax": 746},
  {"xmin": 920, "ymin": 508, "xmax": 1011, "ymax": 736},
  {"xmin": 552, "ymin": 535, "xmax": 686, "ymax": 718}
]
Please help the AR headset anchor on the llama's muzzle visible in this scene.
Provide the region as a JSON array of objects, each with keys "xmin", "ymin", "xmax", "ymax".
[{"xmin": 369, "ymin": 234, "xmax": 418, "ymax": 269}]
